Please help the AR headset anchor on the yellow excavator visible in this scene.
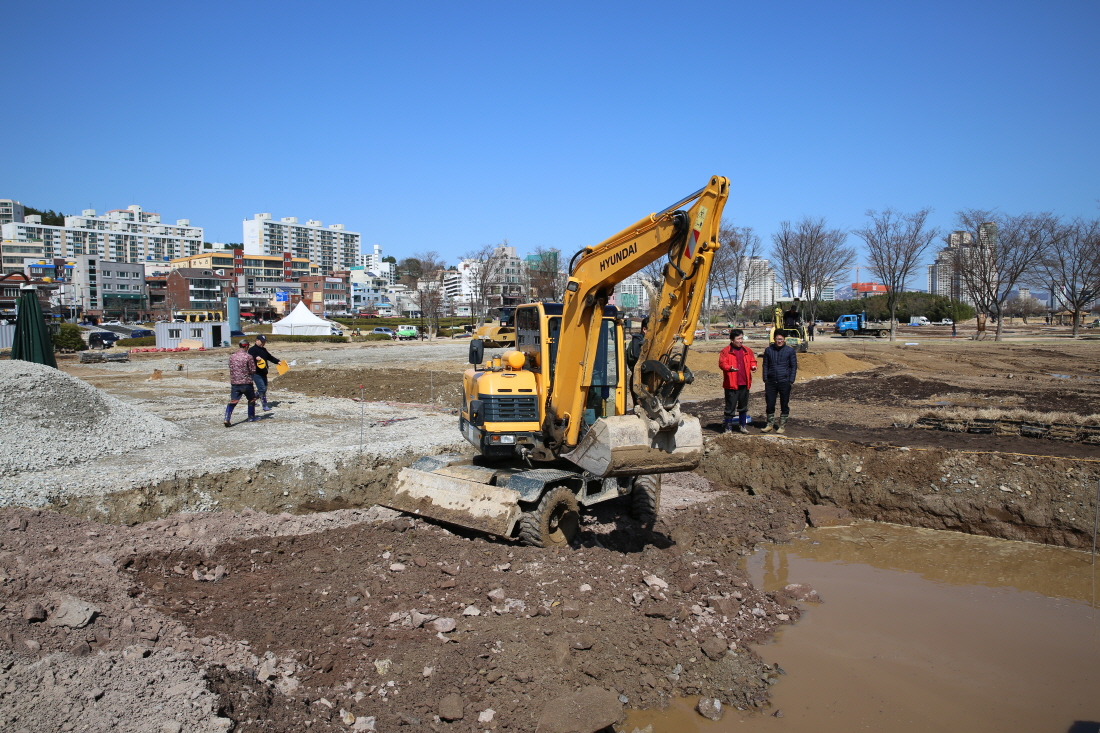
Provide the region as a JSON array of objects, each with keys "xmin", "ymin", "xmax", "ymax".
[
  {"xmin": 471, "ymin": 307, "xmax": 516, "ymax": 348},
  {"xmin": 768, "ymin": 298, "xmax": 810, "ymax": 352},
  {"xmin": 382, "ymin": 176, "xmax": 729, "ymax": 546}
]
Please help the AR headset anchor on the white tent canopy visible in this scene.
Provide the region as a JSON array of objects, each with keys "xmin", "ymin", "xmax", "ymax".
[{"xmin": 272, "ymin": 301, "xmax": 337, "ymax": 336}]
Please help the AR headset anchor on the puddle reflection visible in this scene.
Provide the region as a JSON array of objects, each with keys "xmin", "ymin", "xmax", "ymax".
[{"xmin": 623, "ymin": 522, "xmax": 1100, "ymax": 733}]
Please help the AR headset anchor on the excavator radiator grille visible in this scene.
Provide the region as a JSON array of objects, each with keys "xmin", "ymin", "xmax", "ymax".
[{"xmin": 480, "ymin": 395, "xmax": 538, "ymax": 422}]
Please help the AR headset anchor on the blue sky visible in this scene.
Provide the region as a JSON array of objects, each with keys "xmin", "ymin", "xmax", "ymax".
[{"xmin": 4, "ymin": 0, "xmax": 1097, "ymax": 282}]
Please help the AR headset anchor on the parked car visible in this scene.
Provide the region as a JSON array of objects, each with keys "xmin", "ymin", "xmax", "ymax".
[
  {"xmin": 330, "ymin": 327, "xmax": 344, "ymax": 336},
  {"xmin": 129, "ymin": 328, "xmax": 154, "ymax": 338},
  {"xmin": 88, "ymin": 332, "xmax": 120, "ymax": 348},
  {"xmin": 395, "ymin": 324, "xmax": 419, "ymax": 340},
  {"xmin": 371, "ymin": 327, "xmax": 395, "ymax": 337},
  {"xmin": 104, "ymin": 319, "xmax": 122, "ymax": 326}
]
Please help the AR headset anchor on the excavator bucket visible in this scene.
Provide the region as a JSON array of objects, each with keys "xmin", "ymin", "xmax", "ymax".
[{"xmin": 562, "ymin": 414, "xmax": 704, "ymax": 478}]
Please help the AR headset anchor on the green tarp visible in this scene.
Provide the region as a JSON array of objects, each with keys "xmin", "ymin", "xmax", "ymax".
[{"xmin": 10, "ymin": 288, "xmax": 57, "ymax": 368}]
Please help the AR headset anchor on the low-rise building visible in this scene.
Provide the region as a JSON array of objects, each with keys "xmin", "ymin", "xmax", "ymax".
[
  {"xmin": 166, "ymin": 268, "xmax": 232, "ymax": 316},
  {"xmin": 298, "ymin": 271, "xmax": 350, "ymax": 316}
]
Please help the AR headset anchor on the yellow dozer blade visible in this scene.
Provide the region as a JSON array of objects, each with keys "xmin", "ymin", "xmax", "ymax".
[
  {"xmin": 383, "ymin": 459, "xmax": 523, "ymax": 537},
  {"xmin": 562, "ymin": 414, "xmax": 704, "ymax": 478}
]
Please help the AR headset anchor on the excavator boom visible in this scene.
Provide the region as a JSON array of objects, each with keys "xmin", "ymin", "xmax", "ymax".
[{"xmin": 550, "ymin": 176, "xmax": 729, "ymax": 473}]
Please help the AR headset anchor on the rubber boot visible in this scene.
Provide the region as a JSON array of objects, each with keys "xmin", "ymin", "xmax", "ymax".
[
  {"xmin": 777, "ymin": 415, "xmax": 789, "ymax": 434},
  {"xmin": 760, "ymin": 414, "xmax": 775, "ymax": 433},
  {"xmin": 224, "ymin": 403, "xmax": 235, "ymax": 427},
  {"xmin": 738, "ymin": 412, "xmax": 749, "ymax": 433},
  {"xmin": 247, "ymin": 402, "xmax": 258, "ymax": 422},
  {"xmin": 260, "ymin": 391, "xmax": 272, "ymax": 411}
]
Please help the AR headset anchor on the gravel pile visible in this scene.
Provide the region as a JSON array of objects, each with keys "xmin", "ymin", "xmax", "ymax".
[
  {"xmin": 0, "ymin": 361, "xmax": 183, "ymax": 477},
  {"xmin": 0, "ymin": 648, "xmax": 230, "ymax": 733}
]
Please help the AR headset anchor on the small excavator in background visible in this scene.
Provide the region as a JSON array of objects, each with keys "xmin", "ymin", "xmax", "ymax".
[
  {"xmin": 382, "ymin": 177, "xmax": 729, "ymax": 547},
  {"xmin": 471, "ymin": 307, "xmax": 516, "ymax": 348},
  {"xmin": 768, "ymin": 299, "xmax": 809, "ymax": 352}
]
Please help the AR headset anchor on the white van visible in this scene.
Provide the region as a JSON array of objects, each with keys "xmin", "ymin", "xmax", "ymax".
[{"xmin": 909, "ymin": 316, "xmax": 930, "ymax": 326}]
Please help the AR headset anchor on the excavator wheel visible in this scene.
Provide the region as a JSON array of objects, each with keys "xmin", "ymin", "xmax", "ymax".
[
  {"xmin": 631, "ymin": 474, "xmax": 662, "ymax": 528},
  {"xmin": 518, "ymin": 486, "xmax": 580, "ymax": 548}
]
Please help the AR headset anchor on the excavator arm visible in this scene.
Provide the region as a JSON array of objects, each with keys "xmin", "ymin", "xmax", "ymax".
[{"xmin": 546, "ymin": 176, "xmax": 729, "ymax": 472}]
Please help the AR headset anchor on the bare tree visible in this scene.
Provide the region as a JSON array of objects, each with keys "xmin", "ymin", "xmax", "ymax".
[
  {"xmin": 1033, "ymin": 217, "xmax": 1100, "ymax": 337},
  {"xmin": 854, "ymin": 208, "xmax": 939, "ymax": 341},
  {"xmin": 698, "ymin": 222, "xmax": 758, "ymax": 338},
  {"xmin": 460, "ymin": 243, "xmax": 508, "ymax": 322},
  {"xmin": 1004, "ymin": 294, "xmax": 1047, "ymax": 324},
  {"xmin": 771, "ymin": 217, "xmax": 856, "ymax": 324},
  {"xmin": 527, "ymin": 246, "xmax": 564, "ymax": 301},
  {"xmin": 709, "ymin": 224, "xmax": 763, "ymax": 318},
  {"xmin": 953, "ymin": 210, "xmax": 1055, "ymax": 341}
]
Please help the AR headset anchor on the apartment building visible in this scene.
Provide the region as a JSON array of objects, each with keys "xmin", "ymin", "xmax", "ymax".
[
  {"xmin": 738, "ymin": 256, "xmax": 782, "ymax": 306},
  {"xmin": 0, "ymin": 205, "xmax": 204, "ymax": 263},
  {"xmin": 0, "ymin": 199, "xmax": 25, "ymax": 226},
  {"xmin": 2, "ymin": 239, "xmax": 45, "ymax": 275},
  {"xmin": 614, "ymin": 272, "xmax": 651, "ymax": 312},
  {"xmin": 243, "ymin": 214, "xmax": 360, "ymax": 275},
  {"xmin": 357, "ymin": 244, "xmax": 396, "ymax": 284}
]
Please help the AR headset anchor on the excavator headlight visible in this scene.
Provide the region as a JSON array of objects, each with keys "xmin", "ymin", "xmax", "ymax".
[{"xmin": 491, "ymin": 435, "xmax": 516, "ymax": 445}]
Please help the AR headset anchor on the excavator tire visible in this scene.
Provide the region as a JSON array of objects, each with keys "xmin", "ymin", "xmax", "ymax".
[
  {"xmin": 518, "ymin": 486, "xmax": 580, "ymax": 548},
  {"xmin": 631, "ymin": 474, "xmax": 661, "ymax": 528}
]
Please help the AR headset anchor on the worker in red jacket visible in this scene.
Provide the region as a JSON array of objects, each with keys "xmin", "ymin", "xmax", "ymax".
[{"xmin": 718, "ymin": 329, "xmax": 758, "ymax": 433}]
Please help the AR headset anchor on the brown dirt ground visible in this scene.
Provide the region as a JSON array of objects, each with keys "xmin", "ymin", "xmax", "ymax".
[
  {"xmin": 2, "ymin": 479, "xmax": 811, "ymax": 732},
  {"xmin": 685, "ymin": 339, "xmax": 1100, "ymax": 459},
  {"xmin": 7, "ymin": 336, "xmax": 1100, "ymax": 731}
]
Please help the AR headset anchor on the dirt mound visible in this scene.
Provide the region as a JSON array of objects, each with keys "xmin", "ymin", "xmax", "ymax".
[
  {"xmin": 796, "ymin": 352, "xmax": 872, "ymax": 381},
  {"xmin": 0, "ymin": 361, "xmax": 182, "ymax": 478}
]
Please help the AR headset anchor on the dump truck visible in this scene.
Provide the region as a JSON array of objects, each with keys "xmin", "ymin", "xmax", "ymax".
[
  {"xmin": 835, "ymin": 312, "xmax": 892, "ymax": 338},
  {"xmin": 382, "ymin": 176, "xmax": 730, "ymax": 547}
]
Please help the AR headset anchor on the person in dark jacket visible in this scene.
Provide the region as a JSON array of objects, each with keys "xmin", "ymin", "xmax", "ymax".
[
  {"xmin": 247, "ymin": 334, "xmax": 281, "ymax": 412},
  {"xmin": 625, "ymin": 316, "xmax": 649, "ymax": 371},
  {"xmin": 760, "ymin": 333, "xmax": 797, "ymax": 434}
]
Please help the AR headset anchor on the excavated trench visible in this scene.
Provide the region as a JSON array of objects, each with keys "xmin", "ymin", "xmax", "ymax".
[
  {"xmin": 45, "ymin": 431, "xmax": 1100, "ymax": 552},
  {"xmin": 699, "ymin": 434, "xmax": 1100, "ymax": 549},
  {"xmin": 47, "ymin": 453, "xmax": 421, "ymax": 525}
]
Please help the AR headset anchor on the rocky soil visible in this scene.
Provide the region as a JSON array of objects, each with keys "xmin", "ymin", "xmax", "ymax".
[{"xmin": 1, "ymin": 474, "xmax": 812, "ymax": 733}]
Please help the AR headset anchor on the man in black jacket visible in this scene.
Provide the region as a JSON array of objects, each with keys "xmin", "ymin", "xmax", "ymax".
[
  {"xmin": 247, "ymin": 335, "xmax": 281, "ymax": 412},
  {"xmin": 760, "ymin": 333, "xmax": 797, "ymax": 434}
]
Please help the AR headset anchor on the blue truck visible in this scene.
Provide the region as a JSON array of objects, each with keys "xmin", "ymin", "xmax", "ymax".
[{"xmin": 835, "ymin": 312, "xmax": 892, "ymax": 339}]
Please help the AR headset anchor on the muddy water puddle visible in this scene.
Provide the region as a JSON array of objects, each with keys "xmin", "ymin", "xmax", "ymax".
[{"xmin": 624, "ymin": 522, "xmax": 1100, "ymax": 732}]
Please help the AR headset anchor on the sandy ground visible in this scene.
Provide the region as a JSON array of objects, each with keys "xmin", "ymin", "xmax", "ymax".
[{"xmin": 2, "ymin": 331, "xmax": 1099, "ymax": 732}]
